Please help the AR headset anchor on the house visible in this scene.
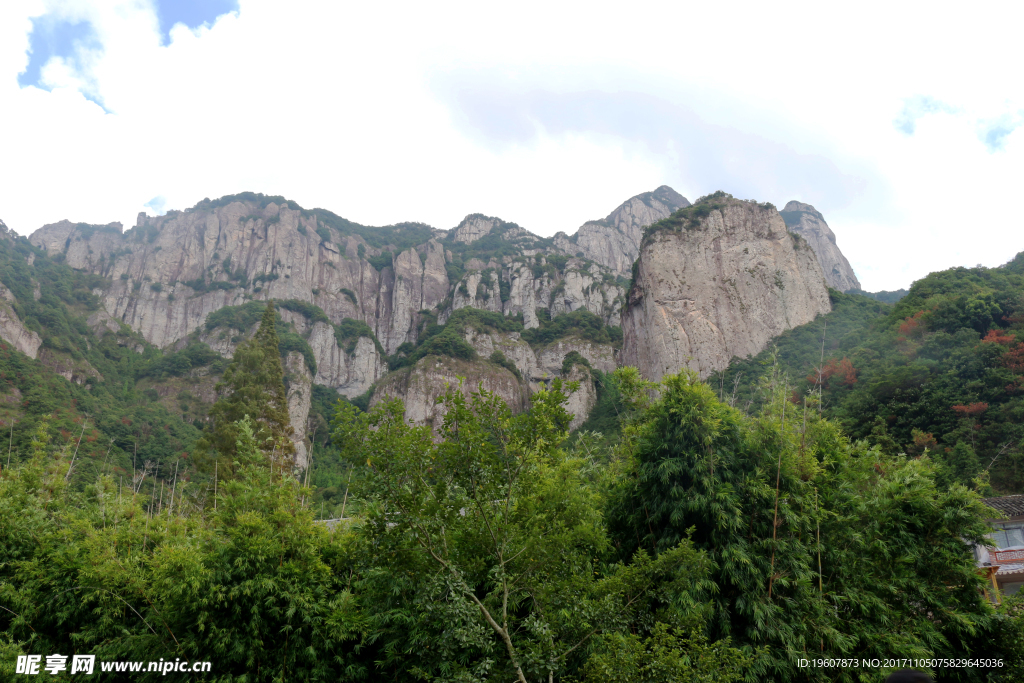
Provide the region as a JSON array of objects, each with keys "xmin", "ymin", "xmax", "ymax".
[{"xmin": 977, "ymin": 494, "xmax": 1024, "ymax": 599}]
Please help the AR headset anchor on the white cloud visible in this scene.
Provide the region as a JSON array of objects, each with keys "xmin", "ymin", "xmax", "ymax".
[{"xmin": 1, "ymin": 0, "xmax": 1023, "ymax": 291}]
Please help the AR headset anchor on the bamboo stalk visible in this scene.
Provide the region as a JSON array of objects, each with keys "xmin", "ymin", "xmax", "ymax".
[
  {"xmin": 816, "ymin": 487, "xmax": 823, "ymax": 652},
  {"xmin": 768, "ymin": 388, "xmax": 786, "ymax": 599},
  {"xmin": 7, "ymin": 419, "xmax": 13, "ymax": 470},
  {"xmin": 818, "ymin": 322, "xmax": 826, "ymax": 417},
  {"xmin": 169, "ymin": 460, "xmax": 179, "ymax": 516},
  {"xmin": 340, "ymin": 465, "xmax": 354, "ymax": 519},
  {"xmin": 65, "ymin": 417, "xmax": 89, "ymax": 482}
]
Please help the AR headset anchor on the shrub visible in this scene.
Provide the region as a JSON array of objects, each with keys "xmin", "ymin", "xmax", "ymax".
[
  {"xmin": 489, "ymin": 350, "xmax": 522, "ymax": 380},
  {"xmin": 561, "ymin": 351, "xmax": 591, "ymax": 376},
  {"xmin": 368, "ymin": 251, "xmax": 393, "ymax": 272}
]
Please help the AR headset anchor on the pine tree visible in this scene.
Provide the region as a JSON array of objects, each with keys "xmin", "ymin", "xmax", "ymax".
[{"xmin": 194, "ymin": 301, "xmax": 295, "ymax": 475}]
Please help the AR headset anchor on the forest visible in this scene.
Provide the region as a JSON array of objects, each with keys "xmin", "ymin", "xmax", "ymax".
[{"xmin": 2, "ymin": 223, "xmax": 1024, "ymax": 681}]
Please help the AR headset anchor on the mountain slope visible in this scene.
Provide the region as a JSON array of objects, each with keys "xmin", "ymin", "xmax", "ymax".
[{"xmin": 712, "ymin": 256, "xmax": 1024, "ymax": 494}]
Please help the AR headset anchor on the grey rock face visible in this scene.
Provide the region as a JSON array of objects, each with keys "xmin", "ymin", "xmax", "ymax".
[
  {"xmin": 29, "ymin": 204, "xmax": 446, "ymax": 356},
  {"xmin": 780, "ymin": 201, "xmax": 860, "ymax": 292},
  {"xmin": 450, "ymin": 215, "xmax": 500, "ymax": 244},
  {"xmin": 24, "ymin": 186, "xmax": 852, "ymax": 442},
  {"xmin": 554, "ymin": 185, "xmax": 690, "ymax": 277},
  {"xmin": 460, "ymin": 327, "xmax": 614, "ymax": 427},
  {"xmin": 308, "ymin": 327, "xmax": 386, "ymax": 398},
  {"xmin": 38, "ymin": 348, "xmax": 102, "ymax": 385},
  {"xmin": 564, "ymin": 364, "xmax": 597, "ymax": 432},
  {"xmin": 285, "ymin": 351, "xmax": 312, "ymax": 469},
  {"xmin": 0, "ymin": 283, "xmax": 42, "ymax": 359},
  {"xmin": 535, "ymin": 338, "xmax": 617, "ymax": 377},
  {"xmin": 371, "ymin": 356, "xmax": 528, "ymax": 428},
  {"xmin": 446, "ymin": 257, "xmax": 625, "ymax": 329},
  {"xmin": 621, "ymin": 198, "xmax": 831, "ymax": 381}
]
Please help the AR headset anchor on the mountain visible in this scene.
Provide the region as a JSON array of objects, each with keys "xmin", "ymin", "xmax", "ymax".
[
  {"xmin": 20, "ymin": 186, "xmax": 860, "ymax": 466},
  {"xmin": 621, "ymin": 193, "xmax": 832, "ymax": 381},
  {"xmin": 780, "ymin": 200, "xmax": 861, "ymax": 291},
  {"xmin": 22, "ymin": 189, "xmax": 682, "ymax": 456}
]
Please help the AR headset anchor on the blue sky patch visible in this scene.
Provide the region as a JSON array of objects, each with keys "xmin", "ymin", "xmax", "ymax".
[
  {"xmin": 18, "ymin": 17, "xmax": 100, "ymax": 92},
  {"xmin": 979, "ymin": 116, "xmax": 1021, "ymax": 152},
  {"xmin": 156, "ymin": 0, "xmax": 238, "ymax": 43},
  {"xmin": 893, "ymin": 95, "xmax": 957, "ymax": 135},
  {"xmin": 144, "ymin": 196, "xmax": 168, "ymax": 215}
]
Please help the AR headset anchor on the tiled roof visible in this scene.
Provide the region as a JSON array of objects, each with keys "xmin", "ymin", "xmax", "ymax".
[
  {"xmin": 997, "ymin": 563, "xmax": 1024, "ymax": 577},
  {"xmin": 983, "ymin": 495, "xmax": 1024, "ymax": 518}
]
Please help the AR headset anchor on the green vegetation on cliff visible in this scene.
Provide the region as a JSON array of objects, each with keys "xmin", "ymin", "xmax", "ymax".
[{"xmin": 0, "ymin": 232, "xmax": 200, "ymax": 487}]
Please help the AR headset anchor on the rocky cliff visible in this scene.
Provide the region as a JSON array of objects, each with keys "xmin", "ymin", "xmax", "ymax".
[
  {"xmin": 23, "ymin": 186, "xmax": 855, "ymax": 458},
  {"xmin": 445, "ymin": 255, "xmax": 626, "ymax": 329},
  {"xmin": 0, "ymin": 282, "xmax": 42, "ymax": 359},
  {"xmin": 372, "ymin": 356, "xmax": 528, "ymax": 428},
  {"xmin": 781, "ymin": 201, "xmax": 860, "ymax": 291},
  {"xmin": 554, "ymin": 185, "xmax": 690, "ymax": 277},
  {"xmin": 28, "ymin": 206, "xmax": 447, "ymax": 356},
  {"xmin": 621, "ymin": 194, "xmax": 832, "ymax": 381}
]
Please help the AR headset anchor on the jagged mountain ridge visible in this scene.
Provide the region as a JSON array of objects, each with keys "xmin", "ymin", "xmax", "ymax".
[
  {"xmin": 20, "ymin": 187, "xmax": 857, "ymax": 462},
  {"xmin": 22, "ymin": 187, "xmax": 691, "ymax": 456}
]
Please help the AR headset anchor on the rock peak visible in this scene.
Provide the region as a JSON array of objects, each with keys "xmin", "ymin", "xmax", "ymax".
[
  {"xmin": 780, "ymin": 200, "xmax": 860, "ymax": 291},
  {"xmin": 622, "ymin": 198, "xmax": 831, "ymax": 380},
  {"xmin": 553, "ymin": 185, "xmax": 691, "ymax": 277}
]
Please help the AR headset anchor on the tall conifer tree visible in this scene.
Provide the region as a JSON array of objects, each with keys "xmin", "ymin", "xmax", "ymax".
[{"xmin": 195, "ymin": 301, "xmax": 295, "ymax": 474}]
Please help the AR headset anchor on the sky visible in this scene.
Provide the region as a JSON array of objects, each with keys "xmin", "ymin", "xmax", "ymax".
[{"xmin": 1, "ymin": 1, "xmax": 1022, "ymax": 291}]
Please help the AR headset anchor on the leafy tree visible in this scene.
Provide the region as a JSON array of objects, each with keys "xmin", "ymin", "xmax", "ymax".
[
  {"xmin": 195, "ymin": 302, "xmax": 294, "ymax": 475},
  {"xmin": 607, "ymin": 368, "xmax": 997, "ymax": 682},
  {"xmin": 0, "ymin": 417, "xmax": 365, "ymax": 682},
  {"xmin": 334, "ymin": 381, "xmax": 749, "ymax": 682}
]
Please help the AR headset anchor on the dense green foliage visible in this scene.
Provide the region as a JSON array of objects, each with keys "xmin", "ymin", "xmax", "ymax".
[
  {"xmin": 608, "ymin": 367, "xmax": 1000, "ymax": 681},
  {"xmin": 7, "ymin": 201, "xmax": 1024, "ymax": 680},
  {"xmin": 641, "ymin": 191, "xmax": 734, "ymax": 246},
  {"xmin": 561, "ymin": 350, "xmax": 591, "ymax": 375},
  {"xmin": 713, "ymin": 262, "xmax": 1024, "ymax": 493},
  {"xmin": 331, "ymin": 382, "xmax": 751, "ymax": 682},
  {"xmin": 846, "ymin": 287, "xmax": 908, "ymax": 303},
  {"xmin": 387, "ymin": 308, "xmax": 515, "ymax": 370},
  {"xmin": 138, "ymin": 341, "xmax": 228, "ymax": 379},
  {"xmin": 6, "ymin": 368, "xmax": 1016, "ymax": 682},
  {"xmin": 0, "ymin": 418, "xmax": 363, "ymax": 682}
]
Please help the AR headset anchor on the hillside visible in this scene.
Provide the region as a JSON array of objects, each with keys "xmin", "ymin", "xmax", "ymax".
[{"xmin": 711, "ymin": 257, "xmax": 1024, "ymax": 494}]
